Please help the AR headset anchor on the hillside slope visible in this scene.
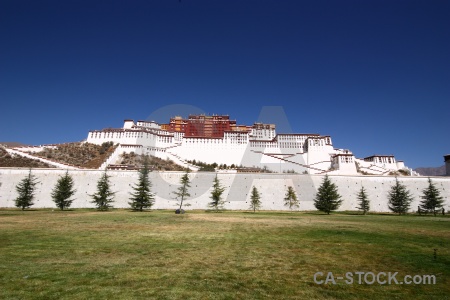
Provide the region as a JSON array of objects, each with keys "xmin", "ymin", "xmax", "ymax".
[
  {"xmin": 30, "ymin": 142, "xmax": 116, "ymax": 169},
  {"xmin": 0, "ymin": 147, "xmax": 54, "ymax": 168}
]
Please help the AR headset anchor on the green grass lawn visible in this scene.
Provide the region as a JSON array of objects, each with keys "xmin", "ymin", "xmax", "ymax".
[{"xmin": 0, "ymin": 209, "xmax": 449, "ymax": 299}]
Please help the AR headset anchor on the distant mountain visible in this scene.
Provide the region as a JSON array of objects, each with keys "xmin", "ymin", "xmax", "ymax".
[
  {"xmin": 0, "ymin": 141, "xmax": 29, "ymax": 147},
  {"xmin": 414, "ymin": 165, "xmax": 446, "ymax": 176}
]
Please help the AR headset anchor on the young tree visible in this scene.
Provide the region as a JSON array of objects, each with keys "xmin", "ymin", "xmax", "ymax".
[
  {"xmin": 129, "ymin": 160, "xmax": 155, "ymax": 211},
  {"xmin": 51, "ymin": 170, "xmax": 76, "ymax": 210},
  {"xmin": 208, "ymin": 174, "xmax": 225, "ymax": 211},
  {"xmin": 356, "ymin": 186, "xmax": 370, "ymax": 215},
  {"xmin": 388, "ymin": 178, "xmax": 413, "ymax": 215},
  {"xmin": 173, "ymin": 169, "xmax": 191, "ymax": 213},
  {"xmin": 419, "ymin": 178, "xmax": 445, "ymax": 216},
  {"xmin": 314, "ymin": 174, "xmax": 342, "ymax": 214},
  {"xmin": 249, "ymin": 186, "xmax": 262, "ymax": 212},
  {"xmin": 91, "ymin": 171, "xmax": 115, "ymax": 211},
  {"xmin": 284, "ymin": 186, "xmax": 299, "ymax": 211},
  {"xmin": 15, "ymin": 170, "xmax": 39, "ymax": 210}
]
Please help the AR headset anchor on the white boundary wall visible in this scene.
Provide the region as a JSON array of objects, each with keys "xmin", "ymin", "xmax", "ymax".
[{"xmin": 0, "ymin": 168, "xmax": 449, "ymax": 212}]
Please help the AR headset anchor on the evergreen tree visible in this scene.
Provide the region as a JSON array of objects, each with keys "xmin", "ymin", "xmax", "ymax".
[
  {"xmin": 51, "ymin": 170, "xmax": 76, "ymax": 210},
  {"xmin": 208, "ymin": 174, "xmax": 225, "ymax": 211},
  {"xmin": 388, "ymin": 178, "xmax": 413, "ymax": 215},
  {"xmin": 129, "ymin": 159, "xmax": 155, "ymax": 211},
  {"xmin": 419, "ymin": 178, "xmax": 445, "ymax": 216},
  {"xmin": 356, "ymin": 186, "xmax": 370, "ymax": 215},
  {"xmin": 91, "ymin": 171, "xmax": 115, "ymax": 211},
  {"xmin": 249, "ymin": 186, "xmax": 262, "ymax": 212},
  {"xmin": 15, "ymin": 170, "xmax": 39, "ymax": 211},
  {"xmin": 173, "ymin": 169, "xmax": 191, "ymax": 212},
  {"xmin": 284, "ymin": 186, "xmax": 299, "ymax": 211},
  {"xmin": 314, "ymin": 174, "xmax": 342, "ymax": 214}
]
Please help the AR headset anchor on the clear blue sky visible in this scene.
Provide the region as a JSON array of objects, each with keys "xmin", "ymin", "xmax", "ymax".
[{"xmin": 1, "ymin": 0, "xmax": 449, "ymax": 168}]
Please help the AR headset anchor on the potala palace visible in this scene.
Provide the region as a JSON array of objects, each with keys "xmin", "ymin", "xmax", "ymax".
[
  {"xmin": 2, "ymin": 114, "xmax": 449, "ymax": 212},
  {"xmin": 86, "ymin": 114, "xmax": 411, "ymax": 175}
]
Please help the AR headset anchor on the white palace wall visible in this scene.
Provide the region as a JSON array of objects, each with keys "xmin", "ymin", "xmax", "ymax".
[{"xmin": 1, "ymin": 168, "xmax": 449, "ymax": 212}]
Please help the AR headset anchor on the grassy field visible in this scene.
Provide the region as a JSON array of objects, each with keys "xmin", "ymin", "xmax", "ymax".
[{"xmin": 0, "ymin": 210, "xmax": 449, "ymax": 299}]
